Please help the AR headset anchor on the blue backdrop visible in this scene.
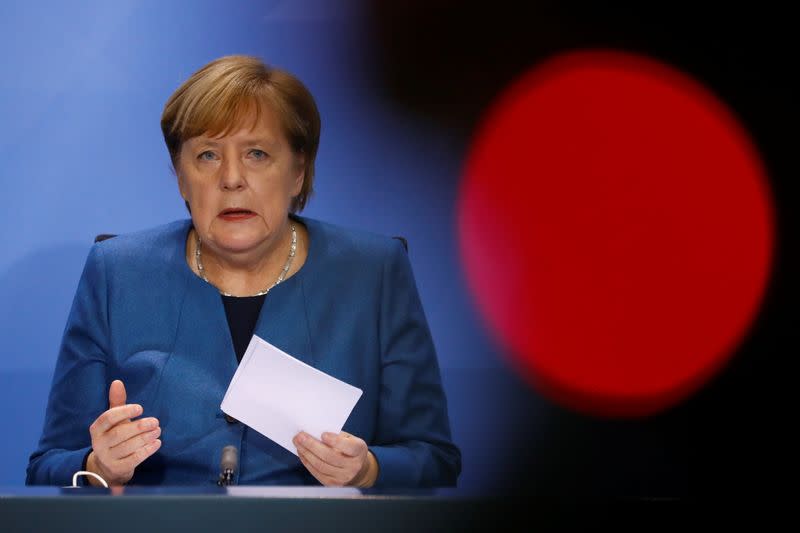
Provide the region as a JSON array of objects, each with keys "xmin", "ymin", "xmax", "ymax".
[{"xmin": 0, "ymin": 0, "xmax": 529, "ymax": 490}]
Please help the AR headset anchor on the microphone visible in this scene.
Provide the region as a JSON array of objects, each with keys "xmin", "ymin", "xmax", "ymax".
[{"xmin": 217, "ymin": 445, "xmax": 238, "ymax": 486}]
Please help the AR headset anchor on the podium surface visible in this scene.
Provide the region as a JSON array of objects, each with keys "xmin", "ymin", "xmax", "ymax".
[{"xmin": 1, "ymin": 486, "xmax": 497, "ymax": 532}]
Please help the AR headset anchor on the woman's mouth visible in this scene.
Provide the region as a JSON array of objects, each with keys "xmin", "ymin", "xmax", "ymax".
[{"xmin": 219, "ymin": 208, "xmax": 256, "ymax": 221}]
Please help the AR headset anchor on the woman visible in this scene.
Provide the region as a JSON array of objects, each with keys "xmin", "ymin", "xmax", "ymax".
[{"xmin": 26, "ymin": 55, "xmax": 460, "ymax": 488}]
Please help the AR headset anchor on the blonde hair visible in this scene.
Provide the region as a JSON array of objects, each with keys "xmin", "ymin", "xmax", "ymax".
[{"xmin": 161, "ymin": 55, "xmax": 321, "ymax": 212}]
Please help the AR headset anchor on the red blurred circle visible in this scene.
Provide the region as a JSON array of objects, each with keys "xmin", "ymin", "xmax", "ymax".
[{"xmin": 457, "ymin": 50, "xmax": 774, "ymax": 417}]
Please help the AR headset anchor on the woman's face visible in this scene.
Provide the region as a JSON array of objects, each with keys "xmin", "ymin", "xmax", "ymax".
[{"xmin": 176, "ymin": 106, "xmax": 304, "ymax": 258}]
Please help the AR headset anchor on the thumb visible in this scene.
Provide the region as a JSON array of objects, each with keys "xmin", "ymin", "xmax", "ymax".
[{"xmin": 108, "ymin": 379, "xmax": 127, "ymax": 408}]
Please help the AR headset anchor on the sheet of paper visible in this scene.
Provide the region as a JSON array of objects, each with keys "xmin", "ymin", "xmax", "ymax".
[{"xmin": 220, "ymin": 335, "xmax": 363, "ymax": 456}]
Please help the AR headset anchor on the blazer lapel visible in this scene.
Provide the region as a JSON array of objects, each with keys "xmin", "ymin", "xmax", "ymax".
[
  {"xmin": 176, "ymin": 275, "xmax": 239, "ymax": 386},
  {"xmin": 251, "ymin": 275, "xmax": 314, "ymax": 368}
]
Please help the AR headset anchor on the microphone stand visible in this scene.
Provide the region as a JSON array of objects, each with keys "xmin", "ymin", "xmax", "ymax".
[
  {"xmin": 217, "ymin": 445, "xmax": 238, "ymax": 487},
  {"xmin": 217, "ymin": 468, "xmax": 234, "ymax": 487}
]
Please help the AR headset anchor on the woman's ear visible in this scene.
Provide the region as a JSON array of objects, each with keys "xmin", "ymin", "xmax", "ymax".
[
  {"xmin": 176, "ymin": 172, "xmax": 192, "ymax": 214},
  {"xmin": 173, "ymin": 160, "xmax": 186, "ymax": 199},
  {"xmin": 177, "ymin": 177, "xmax": 187, "ymax": 201},
  {"xmin": 292, "ymin": 154, "xmax": 306, "ymax": 197}
]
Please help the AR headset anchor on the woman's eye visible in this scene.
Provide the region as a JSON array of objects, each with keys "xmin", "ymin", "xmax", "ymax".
[
  {"xmin": 198, "ymin": 151, "xmax": 217, "ymax": 161},
  {"xmin": 249, "ymin": 149, "xmax": 267, "ymax": 160}
]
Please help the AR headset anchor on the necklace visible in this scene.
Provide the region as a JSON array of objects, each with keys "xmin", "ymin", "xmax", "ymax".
[{"xmin": 194, "ymin": 224, "xmax": 297, "ymax": 297}]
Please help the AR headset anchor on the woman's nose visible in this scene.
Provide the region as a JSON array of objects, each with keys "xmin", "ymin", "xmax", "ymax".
[{"xmin": 219, "ymin": 158, "xmax": 246, "ymax": 191}]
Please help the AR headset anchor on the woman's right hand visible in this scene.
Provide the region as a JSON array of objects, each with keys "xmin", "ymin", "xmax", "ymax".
[{"xmin": 85, "ymin": 379, "xmax": 161, "ymax": 486}]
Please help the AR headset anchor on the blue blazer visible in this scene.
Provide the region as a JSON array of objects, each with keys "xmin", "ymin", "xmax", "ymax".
[{"xmin": 26, "ymin": 216, "xmax": 461, "ymax": 487}]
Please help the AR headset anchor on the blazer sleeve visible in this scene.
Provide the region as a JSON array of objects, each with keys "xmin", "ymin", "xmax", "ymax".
[
  {"xmin": 369, "ymin": 239, "xmax": 462, "ymax": 487},
  {"xmin": 26, "ymin": 244, "xmax": 111, "ymax": 485}
]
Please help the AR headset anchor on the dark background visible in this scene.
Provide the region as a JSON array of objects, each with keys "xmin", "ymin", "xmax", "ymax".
[{"xmin": 365, "ymin": 0, "xmax": 795, "ymax": 499}]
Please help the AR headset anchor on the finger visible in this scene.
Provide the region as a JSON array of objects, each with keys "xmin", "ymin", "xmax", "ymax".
[
  {"xmin": 109, "ymin": 427, "xmax": 161, "ymax": 459},
  {"xmin": 108, "ymin": 380, "xmax": 127, "ymax": 409},
  {"xmin": 322, "ymin": 432, "xmax": 365, "ymax": 457},
  {"xmin": 294, "ymin": 433, "xmax": 346, "ymax": 469},
  {"xmin": 90, "ymin": 404, "xmax": 143, "ymax": 436},
  {"xmin": 116, "ymin": 439, "xmax": 162, "ymax": 472},
  {"xmin": 296, "ymin": 443, "xmax": 347, "ymax": 480},
  {"xmin": 106, "ymin": 418, "xmax": 160, "ymax": 449},
  {"xmin": 298, "ymin": 452, "xmax": 339, "ymax": 487}
]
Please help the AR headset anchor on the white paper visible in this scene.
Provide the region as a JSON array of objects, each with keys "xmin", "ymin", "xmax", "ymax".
[
  {"xmin": 226, "ymin": 486, "xmax": 362, "ymax": 498},
  {"xmin": 220, "ymin": 335, "xmax": 363, "ymax": 456}
]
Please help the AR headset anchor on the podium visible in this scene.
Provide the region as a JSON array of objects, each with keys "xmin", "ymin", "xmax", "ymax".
[{"xmin": 0, "ymin": 486, "xmax": 498, "ymax": 532}]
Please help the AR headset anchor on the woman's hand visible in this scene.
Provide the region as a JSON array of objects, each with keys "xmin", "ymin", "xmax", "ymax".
[
  {"xmin": 85, "ymin": 380, "xmax": 161, "ymax": 486},
  {"xmin": 293, "ymin": 431, "xmax": 378, "ymax": 488}
]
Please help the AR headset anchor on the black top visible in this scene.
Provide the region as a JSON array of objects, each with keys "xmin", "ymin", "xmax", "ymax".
[{"xmin": 221, "ymin": 294, "xmax": 266, "ymax": 363}]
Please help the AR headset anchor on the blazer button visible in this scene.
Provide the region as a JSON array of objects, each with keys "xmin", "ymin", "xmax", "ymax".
[{"xmin": 224, "ymin": 414, "xmax": 238, "ymax": 424}]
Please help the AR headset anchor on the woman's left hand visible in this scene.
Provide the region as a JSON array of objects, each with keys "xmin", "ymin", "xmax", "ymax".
[{"xmin": 293, "ymin": 431, "xmax": 378, "ymax": 487}]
